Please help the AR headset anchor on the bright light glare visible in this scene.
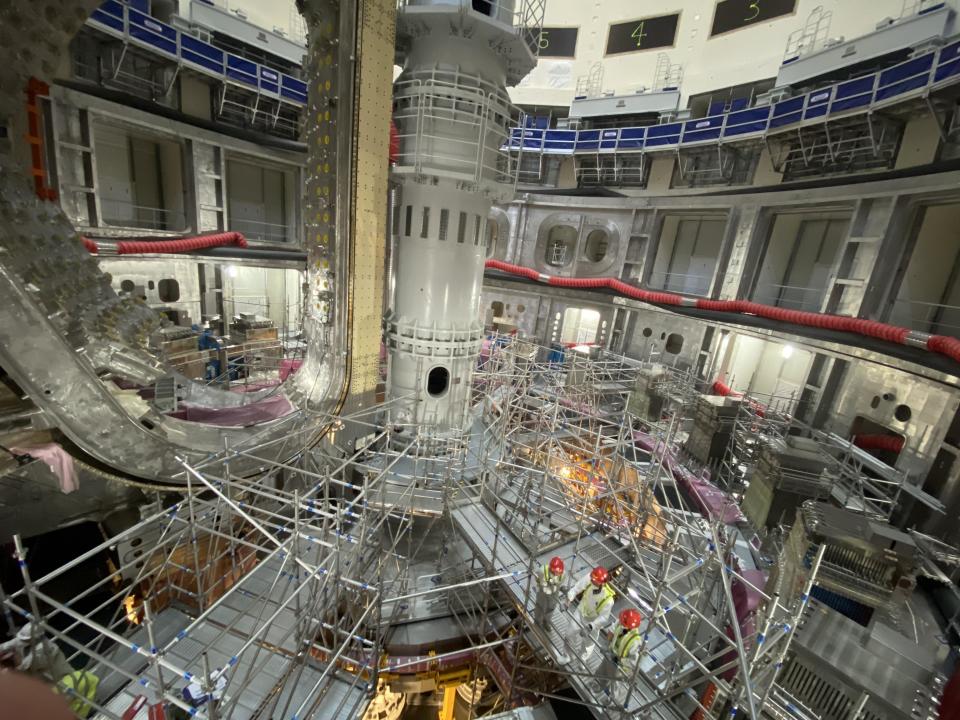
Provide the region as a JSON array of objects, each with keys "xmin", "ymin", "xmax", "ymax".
[{"xmin": 781, "ymin": 344, "xmax": 794, "ymax": 359}]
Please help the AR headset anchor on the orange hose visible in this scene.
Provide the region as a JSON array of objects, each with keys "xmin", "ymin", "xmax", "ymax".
[
  {"xmin": 25, "ymin": 78, "xmax": 57, "ymax": 202},
  {"xmin": 690, "ymin": 681, "xmax": 718, "ymax": 720}
]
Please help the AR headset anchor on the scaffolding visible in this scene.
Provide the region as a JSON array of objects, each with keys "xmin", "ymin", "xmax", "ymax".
[
  {"xmin": 447, "ymin": 339, "xmax": 829, "ymax": 719},
  {"xmin": 718, "ymin": 386, "xmax": 919, "ymax": 534},
  {"xmin": 2, "ymin": 339, "xmax": 876, "ymax": 720}
]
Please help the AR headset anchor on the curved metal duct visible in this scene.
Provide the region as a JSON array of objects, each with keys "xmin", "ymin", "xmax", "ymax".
[{"xmin": 0, "ymin": 0, "xmax": 386, "ymax": 481}]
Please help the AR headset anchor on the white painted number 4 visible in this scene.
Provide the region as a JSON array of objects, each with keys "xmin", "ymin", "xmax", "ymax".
[
  {"xmin": 745, "ymin": 1, "xmax": 761, "ymax": 22},
  {"xmin": 631, "ymin": 21, "xmax": 647, "ymax": 47}
]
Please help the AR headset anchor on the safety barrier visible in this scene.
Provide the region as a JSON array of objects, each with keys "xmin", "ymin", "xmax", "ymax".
[
  {"xmin": 505, "ymin": 37, "xmax": 960, "ymax": 156},
  {"xmin": 87, "ymin": 1, "xmax": 308, "ymax": 106}
]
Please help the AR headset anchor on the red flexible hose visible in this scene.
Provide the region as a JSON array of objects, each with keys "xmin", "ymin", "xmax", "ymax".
[
  {"xmin": 853, "ymin": 434, "xmax": 905, "ymax": 453},
  {"xmin": 389, "ymin": 121, "xmax": 400, "ymax": 164},
  {"xmin": 711, "ymin": 381, "xmax": 736, "ymax": 397},
  {"xmin": 710, "ymin": 379, "xmax": 767, "ymax": 417},
  {"xmin": 485, "ymin": 260, "xmax": 960, "ymax": 365},
  {"xmin": 82, "ymin": 232, "xmax": 248, "ymax": 256}
]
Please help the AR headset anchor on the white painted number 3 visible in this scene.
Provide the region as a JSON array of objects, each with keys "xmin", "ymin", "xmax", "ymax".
[{"xmin": 745, "ymin": 1, "xmax": 761, "ymax": 22}]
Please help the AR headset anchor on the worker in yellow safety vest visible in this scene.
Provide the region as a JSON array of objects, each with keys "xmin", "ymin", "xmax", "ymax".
[
  {"xmin": 566, "ymin": 566, "xmax": 616, "ymax": 659},
  {"xmin": 607, "ymin": 608, "xmax": 643, "ymax": 707},
  {"xmin": 58, "ymin": 670, "xmax": 100, "ymax": 718},
  {"xmin": 535, "ymin": 556, "xmax": 570, "ymax": 663},
  {"xmin": 0, "ymin": 621, "xmax": 73, "ymax": 682}
]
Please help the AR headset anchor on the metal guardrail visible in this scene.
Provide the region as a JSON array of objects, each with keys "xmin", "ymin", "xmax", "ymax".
[
  {"xmin": 504, "ymin": 36, "xmax": 960, "ymax": 156},
  {"xmin": 752, "ymin": 284, "xmax": 830, "ymax": 312},
  {"xmin": 87, "ymin": 1, "xmax": 308, "ymax": 106},
  {"xmin": 393, "ymin": 68, "xmax": 517, "ymax": 185},
  {"xmin": 100, "ymin": 198, "xmax": 187, "ymax": 232},
  {"xmin": 395, "ymin": 0, "xmax": 545, "ymax": 53},
  {"xmin": 648, "ymin": 270, "xmax": 713, "ymax": 296},
  {"xmin": 889, "ymin": 297, "xmax": 960, "ymax": 335},
  {"xmin": 229, "ymin": 217, "xmax": 291, "ymax": 244}
]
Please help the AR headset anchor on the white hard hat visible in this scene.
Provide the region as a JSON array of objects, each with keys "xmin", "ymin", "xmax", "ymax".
[{"xmin": 15, "ymin": 622, "xmax": 36, "ymax": 643}]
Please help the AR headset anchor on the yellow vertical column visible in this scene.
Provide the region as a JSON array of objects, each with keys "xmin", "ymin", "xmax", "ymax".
[
  {"xmin": 348, "ymin": 0, "xmax": 395, "ymax": 401},
  {"xmin": 439, "ymin": 684, "xmax": 458, "ymax": 720}
]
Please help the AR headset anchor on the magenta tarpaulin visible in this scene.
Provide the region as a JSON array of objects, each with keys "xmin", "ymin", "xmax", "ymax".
[
  {"xmin": 166, "ymin": 394, "xmax": 295, "ymax": 427},
  {"xmin": 11, "ymin": 442, "xmax": 79, "ymax": 493}
]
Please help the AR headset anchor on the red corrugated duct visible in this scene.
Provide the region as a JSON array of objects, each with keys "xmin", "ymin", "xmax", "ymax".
[
  {"xmin": 389, "ymin": 121, "xmax": 400, "ymax": 164},
  {"xmin": 82, "ymin": 232, "xmax": 248, "ymax": 256},
  {"xmin": 484, "ymin": 260, "xmax": 960, "ymax": 365},
  {"xmin": 853, "ymin": 434, "xmax": 905, "ymax": 453},
  {"xmin": 711, "ymin": 380, "xmax": 736, "ymax": 397},
  {"xmin": 709, "ymin": 379, "xmax": 766, "ymax": 418}
]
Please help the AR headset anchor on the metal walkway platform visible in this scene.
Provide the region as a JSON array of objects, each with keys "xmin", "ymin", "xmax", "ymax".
[
  {"xmin": 91, "ymin": 550, "xmax": 370, "ymax": 720},
  {"xmin": 451, "ymin": 501, "xmax": 687, "ymax": 720}
]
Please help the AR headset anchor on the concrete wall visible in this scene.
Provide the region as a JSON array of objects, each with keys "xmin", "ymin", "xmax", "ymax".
[
  {"xmin": 895, "ymin": 113, "xmax": 942, "ymax": 170},
  {"xmin": 226, "ymin": 156, "xmax": 293, "ymax": 243},
  {"xmin": 510, "ymin": 0, "xmax": 927, "ymax": 108},
  {"xmin": 824, "ymin": 360, "xmax": 958, "ymax": 478},
  {"xmin": 102, "ymin": 257, "xmax": 202, "ymax": 326},
  {"xmin": 93, "ymin": 122, "xmax": 187, "ymax": 231},
  {"xmin": 223, "ymin": 265, "xmax": 303, "ymax": 333},
  {"xmin": 752, "ymin": 211, "xmax": 850, "ymax": 310},
  {"xmin": 891, "ymin": 202, "xmax": 960, "ymax": 333},
  {"xmin": 489, "ymin": 171, "xmax": 960, "ymax": 493},
  {"xmin": 720, "ymin": 333, "xmax": 813, "ymax": 404},
  {"xmin": 180, "ymin": 75, "xmax": 212, "ymax": 121},
  {"xmin": 650, "ymin": 215, "xmax": 726, "ymax": 295},
  {"xmin": 52, "ymin": 84, "xmax": 305, "ymax": 241},
  {"xmin": 621, "ymin": 309, "xmax": 705, "ymax": 369},
  {"xmin": 522, "ymin": 208, "xmax": 633, "ymax": 277}
]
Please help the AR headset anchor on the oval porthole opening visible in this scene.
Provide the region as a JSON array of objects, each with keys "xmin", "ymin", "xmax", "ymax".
[
  {"xmin": 665, "ymin": 333, "xmax": 684, "ymax": 354},
  {"xmin": 427, "ymin": 366, "xmax": 450, "ymax": 397},
  {"xmin": 584, "ymin": 229, "xmax": 609, "ymax": 262}
]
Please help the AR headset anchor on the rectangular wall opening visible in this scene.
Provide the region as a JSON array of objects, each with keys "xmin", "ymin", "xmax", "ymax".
[
  {"xmin": 751, "ymin": 211, "xmax": 850, "ymax": 311},
  {"xmin": 560, "ymin": 307, "xmax": 601, "ymax": 345},
  {"xmin": 648, "ymin": 214, "xmax": 726, "ymax": 296},
  {"xmin": 226, "ymin": 157, "xmax": 296, "ymax": 244},
  {"xmin": 223, "ymin": 265, "xmax": 305, "ymax": 337},
  {"xmin": 94, "ymin": 121, "xmax": 187, "ymax": 231},
  {"xmin": 718, "ymin": 334, "xmax": 813, "ymax": 412},
  {"xmin": 889, "ymin": 202, "xmax": 960, "ymax": 335}
]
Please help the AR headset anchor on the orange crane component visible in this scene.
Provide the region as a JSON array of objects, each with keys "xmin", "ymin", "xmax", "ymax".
[
  {"xmin": 25, "ymin": 77, "xmax": 57, "ymax": 202},
  {"xmin": 690, "ymin": 681, "xmax": 718, "ymax": 720}
]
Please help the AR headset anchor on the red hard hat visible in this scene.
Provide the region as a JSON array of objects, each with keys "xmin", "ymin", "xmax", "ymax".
[
  {"xmin": 619, "ymin": 608, "xmax": 642, "ymax": 630},
  {"xmin": 590, "ymin": 567, "xmax": 609, "ymax": 587},
  {"xmin": 549, "ymin": 557, "xmax": 565, "ymax": 575}
]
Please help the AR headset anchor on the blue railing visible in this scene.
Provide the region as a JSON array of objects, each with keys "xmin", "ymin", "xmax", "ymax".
[
  {"xmin": 88, "ymin": 1, "xmax": 308, "ymax": 106},
  {"xmin": 506, "ymin": 37, "xmax": 960, "ymax": 155}
]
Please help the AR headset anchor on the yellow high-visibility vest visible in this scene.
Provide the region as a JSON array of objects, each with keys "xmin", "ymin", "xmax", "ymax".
[
  {"xmin": 541, "ymin": 564, "xmax": 565, "ymax": 588},
  {"xmin": 578, "ymin": 583, "xmax": 615, "ymax": 620},
  {"xmin": 610, "ymin": 628, "xmax": 641, "ymax": 659},
  {"xmin": 59, "ymin": 670, "xmax": 99, "ymax": 718}
]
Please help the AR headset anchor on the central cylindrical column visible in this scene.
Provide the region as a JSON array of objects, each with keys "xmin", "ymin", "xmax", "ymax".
[
  {"xmin": 385, "ymin": 182, "xmax": 488, "ymax": 433},
  {"xmin": 386, "ymin": 1, "xmax": 536, "ymax": 442}
]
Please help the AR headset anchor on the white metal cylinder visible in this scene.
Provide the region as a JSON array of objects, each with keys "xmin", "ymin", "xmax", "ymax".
[
  {"xmin": 385, "ymin": 183, "xmax": 488, "ymax": 433},
  {"xmin": 387, "ymin": 0, "xmax": 536, "ymax": 440}
]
